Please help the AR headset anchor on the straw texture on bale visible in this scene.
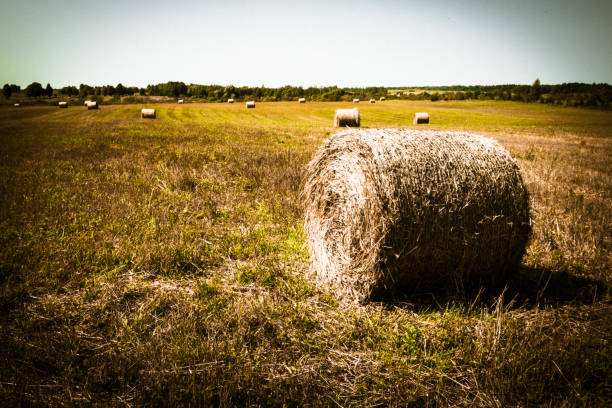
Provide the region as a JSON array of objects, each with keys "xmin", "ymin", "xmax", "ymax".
[
  {"xmin": 353, "ymin": 98, "xmax": 360, "ymax": 103},
  {"xmin": 178, "ymin": 99, "xmax": 184, "ymax": 104},
  {"xmin": 334, "ymin": 108, "xmax": 360, "ymax": 127},
  {"xmin": 298, "ymin": 98, "xmax": 306, "ymax": 103},
  {"xmin": 58, "ymin": 102, "xmax": 67, "ymax": 108},
  {"xmin": 303, "ymin": 129, "xmax": 530, "ymax": 302},
  {"xmin": 414, "ymin": 112, "xmax": 429, "ymax": 124},
  {"xmin": 86, "ymin": 101, "xmax": 98, "ymax": 110},
  {"xmin": 228, "ymin": 98, "xmax": 234, "ymax": 103},
  {"xmin": 141, "ymin": 108, "xmax": 156, "ymax": 119},
  {"xmin": 246, "ymin": 101, "xmax": 255, "ymax": 108}
]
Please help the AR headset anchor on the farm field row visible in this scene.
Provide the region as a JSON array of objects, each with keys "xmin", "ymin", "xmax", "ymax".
[{"xmin": 4, "ymin": 100, "xmax": 611, "ymax": 134}]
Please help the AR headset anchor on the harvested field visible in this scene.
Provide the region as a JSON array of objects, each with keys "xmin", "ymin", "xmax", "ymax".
[{"xmin": 0, "ymin": 100, "xmax": 610, "ymax": 406}]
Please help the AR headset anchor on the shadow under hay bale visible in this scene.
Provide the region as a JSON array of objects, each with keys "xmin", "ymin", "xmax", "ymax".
[
  {"xmin": 414, "ymin": 112, "xmax": 429, "ymax": 124},
  {"xmin": 141, "ymin": 108, "xmax": 156, "ymax": 119},
  {"xmin": 303, "ymin": 129, "xmax": 531, "ymax": 302},
  {"xmin": 334, "ymin": 108, "xmax": 360, "ymax": 127}
]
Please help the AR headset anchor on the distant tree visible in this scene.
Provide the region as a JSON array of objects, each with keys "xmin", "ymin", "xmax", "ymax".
[
  {"xmin": 10, "ymin": 84, "xmax": 20, "ymax": 93},
  {"xmin": 25, "ymin": 82, "xmax": 44, "ymax": 97},
  {"xmin": 78, "ymin": 83, "xmax": 94, "ymax": 98},
  {"xmin": 529, "ymin": 78, "xmax": 541, "ymax": 102},
  {"xmin": 60, "ymin": 86, "xmax": 78, "ymax": 96},
  {"xmin": 45, "ymin": 83, "xmax": 53, "ymax": 98},
  {"xmin": 116, "ymin": 83, "xmax": 125, "ymax": 96},
  {"xmin": 2, "ymin": 84, "xmax": 11, "ymax": 99}
]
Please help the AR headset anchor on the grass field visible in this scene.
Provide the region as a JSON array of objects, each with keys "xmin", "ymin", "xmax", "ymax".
[{"xmin": 1, "ymin": 100, "xmax": 610, "ymax": 406}]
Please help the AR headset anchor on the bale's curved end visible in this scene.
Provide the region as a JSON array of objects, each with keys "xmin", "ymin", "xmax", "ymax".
[{"xmin": 303, "ymin": 129, "xmax": 531, "ymax": 302}]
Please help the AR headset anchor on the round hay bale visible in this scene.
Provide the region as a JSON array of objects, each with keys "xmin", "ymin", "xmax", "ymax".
[
  {"xmin": 86, "ymin": 101, "xmax": 98, "ymax": 110},
  {"xmin": 228, "ymin": 98, "xmax": 234, "ymax": 103},
  {"xmin": 84, "ymin": 100, "xmax": 91, "ymax": 106},
  {"xmin": 414, "ymin": 112, "xmax": 429, "ymax": 124},
  {"xmin": 353, "ymin": 98, "xmax": 360, "ymax": 103},
  {"xmin": 58, "ymin": 101, "xmax": 68, "ymax": 108},
  {"xmin": 303, "ymin": 129, "xmax": 530, "ymax": 302},
  {"xmin": 298, "ymin": 98, "xmax": 306, "ymax": 103},
  {"xmin": 246, "ymin": 101, "xmax": 255, "ymax": 108},
  {"xmin": 13, "ymin": 103, "xmax": 20, "ymax": 107},
  {"xmin": 334, "ymin": 108, "xmax": 360, "ymax": 127},
  {"xmin": 141, "ymin": 108, "xmax": 156, "ymax": 119},
  {"xmin": 178, "ymin": 99, "xmax": 184, "ymax": 104},
  {"xmin": 369, "ymin": 99, "xmax": 375, "ymax": 104},
  {"xmin": 380, "ymin": 97, "xmax": 386, "ymax": 101}
]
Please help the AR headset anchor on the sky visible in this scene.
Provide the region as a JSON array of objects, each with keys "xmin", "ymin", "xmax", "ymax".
[{"xmin": 1, "ymin": 0, "xmax": 611, "ymax": 88}]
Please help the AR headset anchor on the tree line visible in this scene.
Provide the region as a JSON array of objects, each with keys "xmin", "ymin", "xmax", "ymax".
[{"xmin": 3, "ymin": 79, "xmax": 611, "ymax": 108}]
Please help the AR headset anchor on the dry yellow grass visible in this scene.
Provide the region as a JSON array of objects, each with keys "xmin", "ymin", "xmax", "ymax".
[{"xmin": 0, "ymin": 100, "xmax": 610, "ymax": 406}]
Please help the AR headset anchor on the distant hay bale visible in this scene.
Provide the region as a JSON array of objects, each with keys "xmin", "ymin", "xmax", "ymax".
[
  {"xmin": 380, "ymin": 97, "xmax": 386, "ymax": 101},
  {"xmin": 246, "ymin": 101, "xmax": 255, "ymax": 108},
  {"xmin": 303, "ymin": 129, "xmax": 530, "ymax": 302},
  {"xmin": 414, "ymin": 112, "xmax": 429, "ymax": 124},
  {"xmin": 141, "ymin": 108, "xmax": 156, "ymax": 119},
  {"xmin": 369, "ymin": 99, "xmax": 375, "ymax": 103},
  {"xmin": 58, "ymin": 102, "xmax": 68, "ymax": 108},
  {"xmin": 178, "ymin": 99, "xmax": 184, "ymax": 104},
  {"xmin": 334, "ymin": 108, "xmax": 360, "ymax": 127},
  {"xmin": 299, "ymin": 98, "xmax": 306, "ymax": 103},
  {"xmin": 13, "ymin": 103, "xmax": 20, "ymax": 107},
  {"xmin": 228, "ymin": 98, "xmax": 234, "ymax": 103},
  {"xmin": 86, "ymin": 101, "xmax": 98, "ymax": 110},
  {"xmin": 353, "ymin": 98, "xmax": 360, "ymax": 103}
]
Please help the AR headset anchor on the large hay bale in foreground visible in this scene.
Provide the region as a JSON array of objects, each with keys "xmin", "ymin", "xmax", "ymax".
[
  {"xmin": 141, "ymin": 108, "xmax": 156, "ymax": 119},
  {"xmin": 246, "ymin": 101, "xmax": 255, "ymax": 108},
  {"xmin": 334, "ymin": 108, "xmax": 360, "ymax": 127},
  {"xmin": 304, "ymin": 129, "xmax": 530, "ymax": 301},
  {"xmin": 58, "ymin": 102, "xmax": 67, "ymax": 108},
  {"xmin": 414, "ymin": 112, "xmax": 429, "ymax": 124},
  {"xmin": 84, "ymin": 100, "xmax": 91, "ymax": 106},
  {"xmin": 86, "ymin": 101, "xmax": 98, "ymax": 110}
]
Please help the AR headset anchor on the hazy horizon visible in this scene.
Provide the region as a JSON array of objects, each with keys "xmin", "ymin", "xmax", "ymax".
[{"xmin": 1, "ymin": 0, "xmax": 611, "ymax": 88}]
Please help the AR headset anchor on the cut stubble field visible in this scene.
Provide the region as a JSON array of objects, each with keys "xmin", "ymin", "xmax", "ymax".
[{"xmin": 0, "ymin": 101, "xmax": 610, "ymax": 406}]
